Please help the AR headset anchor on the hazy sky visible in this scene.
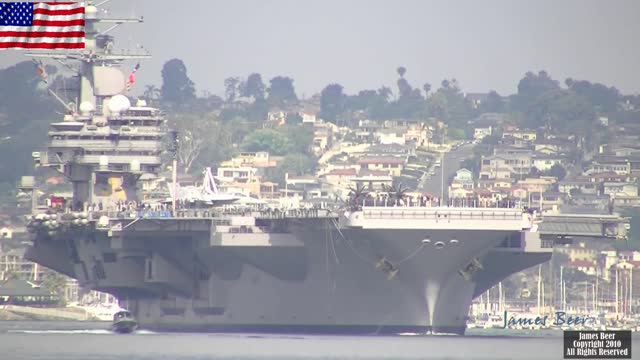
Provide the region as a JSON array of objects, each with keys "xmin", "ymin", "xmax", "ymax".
[{"xmin": 1, "ymin": 0, "xmax": 639, "ymax": 98}]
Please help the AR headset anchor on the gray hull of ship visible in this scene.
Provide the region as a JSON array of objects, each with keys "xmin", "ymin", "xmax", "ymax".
[{"xmin": 26, "ymin": 217, "xmax": 547, "ymax": 335}]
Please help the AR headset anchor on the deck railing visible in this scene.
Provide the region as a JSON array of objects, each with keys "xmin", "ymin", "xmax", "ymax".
[{"xmin": 361, "ymin": 208, "xmax": 527, "ymax": 221}]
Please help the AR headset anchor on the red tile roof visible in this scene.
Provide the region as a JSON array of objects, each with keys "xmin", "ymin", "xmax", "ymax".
[
  {"xmin": 570, "ymin": 260, "xmax": 596, "ymax": 268},
  {"xmin": 326, "ymin": 168, "xmax": 357, "ymax": 176},
  {"xmin": 357, "ymin": 156, "xmax": 405, "ymax": 165}
]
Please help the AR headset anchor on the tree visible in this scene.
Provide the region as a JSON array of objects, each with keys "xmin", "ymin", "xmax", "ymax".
[
  {"xmin": 240, "ymin": 129, "xmax": 293, "ymax": 155},
  {"xmin": 423, "ymin": 83, "xmax": 431, "ymax": 97},
  {"xmin": 397, "ymin": 66, "xmax": 406, "ymax": 78},
  {"xmin": 425, "ymin": 91, "xmax": 449, "ymax": 120},
  {"xmin": 346, "ymin": 184, "xmax": 370, "ymax": 210},
  {"xmin": 514, "ymin": 70, "xmax": 560, "ymax": 113},
  {"xmin": 242, "ymin": 73, "xmax": 266, "ymax": 100},
  {"xmin": 160, "ymin": 58, "xmax": 196, "ymax": 105},
  {"xmin": 40, "ymin": 272, "xmax": 67, "ymax": 306},
  {"xmin": 169, "ymin": 113, "xmax": 230, "ymax": 173},
  {"xmin": 569, "ymin": 188, "xmax": 583, "ymax": 197},
  {"xmin": 565, "ymin": 78, "xmax": 574, "ymax": 88},
  {"xmin": 529, "ymin": 166, "xmax": 541, "ymax": 178},
  {"xmin": 246, "ymin": 98, "xmax": 269, "ymax": 123},
  {"xmin": 286, "ymin": 112, "xmax": 303, "ymax": 125},
  {"xmin": 224, "ymin": 77, "xmax": 241, "ymax": 102},
  {"xmin": 378, "ymin": 86, "xmax": 392, "ymax": 101},
  {"xmin": 319, "ymin": 83, "xmax": 345, "ymax": 123},
  {"xmin": 0, "ymin": 61, "xmax": 60, "ymax": 186},
  {"xmin": 568, "ymin": 79, "xmax": 620, "ymax": 114},
  {"xmin": 143, "ymin": 85, "xmax": 160, "ymax": 103},
  {"xmin": 397, "ymin": 78, "xmax": 412, "ymax": 98},
  {"xmin": 384, "ymin": 183, "xmax": 409, "ymax": 203},
  {"xmin": 281, "ymin": 125, "xmax": 313, "ymax": 154},
  {"xmin": 394, "ymin": 87, "xmax": 424, "ymax": 119},
  {"xmin": 448, "ymin": 127, "xmax": 466, "ymax": 140},
  {"xmin": 267, "ymin": 76, "xmax": 297, "ymax": 107},
  {"xmin": 546, "ymin": 164, "xmax": 567, "ymax": 180},
  {"xmin": 480, "ymin": 90, "xmax": 504, "ymax": 113},
  {"xmin": 268, "ymin": 153, "xmax": 315, "ymax": 185}
]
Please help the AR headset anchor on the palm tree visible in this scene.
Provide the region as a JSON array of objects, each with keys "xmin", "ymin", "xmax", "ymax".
[
  {"xmin": 423, "ymin": 83, "xmax": 431, "ymax": 97},
  {"xmin": 143, "ymin": 85, "xmax": 160, "ymax": 103},
  {"xmin": 347, "ymin": 184, "xmax": 369, "ymax": 210},
  {"xmin": 383, "ymin": 183, "xmax": 408, "ymax": 205},
  {"xmin": 397, "ymin": 66, "xmax": 407, "ymax": 78}
]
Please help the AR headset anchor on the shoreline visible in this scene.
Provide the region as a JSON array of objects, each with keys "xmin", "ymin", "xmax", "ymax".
[{"xmin": 0, "ymin": 306, "xmax": 101, "ymax": 322}]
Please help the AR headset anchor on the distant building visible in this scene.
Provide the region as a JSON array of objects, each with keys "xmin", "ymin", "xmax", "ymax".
[
  {"xmin": 0, "ymin": 279, "xmax": 58, "ymax": 306},
  {"xmin": 452, "ymin": 168, "xmax": 474, "ymax": 189},
  {"xmin": 0, "ymin": 227, "xmax": 12, "ymax": 239},
  {"xmin": 221, "ymin": 151, "xmax": 276, "ymax": 169},
  {"xmin": 480, "ymin": 149, "xmax": 533, "ymax": 180},
  {"xmin": 474, "ymin": 126, "xmax": 492, "ymax": 140},
  {"xmin": 322, "ymin": 168, "xmax": 357, "ymax": 187},
  {"xmin": 216, "ymin": 166, "xmax": 258, "ymax": 184},
  {"xmin": 357, "ymin": 156, "xmax": 406, "ymax": 176},
  {"xmin": 532, "ymin": 153, "xmax": 566, "ymax": 171},
  {"xmin": 502, "ymin": 128, "xmax": 537, "ymax": 142},
  {"xmin": 267, "ymin": 110, "xmax": 287, "ymax": 126},
  {"xmin": 376, "ymin": 128, "xmax": 406, "ymax": 146}
]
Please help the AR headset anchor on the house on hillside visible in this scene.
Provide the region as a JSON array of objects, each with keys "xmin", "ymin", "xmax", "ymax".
[{"xmin": 357, "ymin": 156, "xmax": 406, "ymax": 176}]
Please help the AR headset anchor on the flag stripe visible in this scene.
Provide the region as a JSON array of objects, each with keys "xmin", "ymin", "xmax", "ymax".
[
  {"xmin": 38, "ymin": 2, "xmax": 76, "ymax": 5},
  {"xmin": 0, "ymin": 36, "xmax": 83, "ymax": 43},
  {"xmin": 32, "ymin": 19, "xmax": 85, "ymax": 26},
  {"xmin": 0, "ymin": 2, "xmax": 85, "ymax": 49},
  {"xmin": 33, "ymin": 7, "xmax": 84, "ymax": 16},
  {"xmin": 33, "ymin": 13, "xmax": 84, "ymax": 21},
  {"xmin": 34, "ymin": 2, "xmax": 84, "ymax": 11},
  {"xmin": 0, "ymin": 41, "xmax": 84, "ymax": 49},
  {"xmin": 0, "ymin": 31, "xmax": 84, "ymax": 38},
  {"xmin": 0, "ymin": 25, "xmax": 84, "ymax": 32}
]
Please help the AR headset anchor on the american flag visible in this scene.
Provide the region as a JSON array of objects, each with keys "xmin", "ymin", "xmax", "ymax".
[
  {"xmin": 0, "ymin": 2, "xmax": 85, "ymax": 49},
  {"xmin": 125, "ymin": 63, "xmax": 140, "ymax": 91}
]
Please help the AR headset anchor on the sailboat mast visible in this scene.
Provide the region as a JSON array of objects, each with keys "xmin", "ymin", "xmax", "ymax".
[
  {"xmin": 537, "ymin": 265, "xmax": 542, "ymax": 313},
  {"xmin": 615, "ymin": 268, "xmax": 619, "ymax": 315},
  {"xmin": 629, "ymin": 267, "xmax": 633, "ymax": 314},
  {"xmin": 498, "ymin": 282, "xmax": 501, "ymax": 313}
]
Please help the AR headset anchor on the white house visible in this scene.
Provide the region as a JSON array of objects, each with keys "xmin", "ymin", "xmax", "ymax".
[
  {"xmin": 474, "ymin": 127, "xmax": 492, "ymax": 140},
  {"xmin": 0, "ymin": 227, "xmax": 12, "ymax": 239}
]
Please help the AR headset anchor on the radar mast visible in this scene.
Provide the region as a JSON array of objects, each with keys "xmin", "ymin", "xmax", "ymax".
[{"xmin": 25, "ymin": 1, "xmax": 151, "ymax": 111}]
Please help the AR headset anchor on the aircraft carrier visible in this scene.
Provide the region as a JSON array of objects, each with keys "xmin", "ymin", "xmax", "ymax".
[{"xmin": 21, "ymin": 4, "xmax": 628, "ymax": 335}]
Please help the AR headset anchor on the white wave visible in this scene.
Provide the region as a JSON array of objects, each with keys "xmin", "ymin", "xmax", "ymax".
[
  {"xmin": 8, "ymin": 329, "xmax": 156, "ymax": 335},
  {"xmin": 9, "ymin": 329, "xmax": 113, "ymax": 335}
]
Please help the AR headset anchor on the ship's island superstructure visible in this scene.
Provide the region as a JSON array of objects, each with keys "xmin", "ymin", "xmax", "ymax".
[{"xmin": 22, "ymin": 4, "xmax": 628, "ymax": 335}]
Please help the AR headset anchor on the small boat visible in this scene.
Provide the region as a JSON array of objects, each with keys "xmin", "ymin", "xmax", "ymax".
[{"xmin": 110, "ymin": 310, "xmax": 137, "ymax": 334}]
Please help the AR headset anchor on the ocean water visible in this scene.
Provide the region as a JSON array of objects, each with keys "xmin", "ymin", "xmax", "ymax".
[{"xmin": 1, "ymin": 321, "xmax": 638, "ymax": 360}]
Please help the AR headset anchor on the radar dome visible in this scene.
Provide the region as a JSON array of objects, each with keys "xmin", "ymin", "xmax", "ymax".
[
  {"xmin": 85, "ymin": 5, "xmax": 98, "ymax": 19},
  {"xmin": 79, "ymin": 101, "xmax": 95, "ymax": 115},
  {"xmin": 108, "ymin": 94, "xmax": 131, "ymax": 114}
]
